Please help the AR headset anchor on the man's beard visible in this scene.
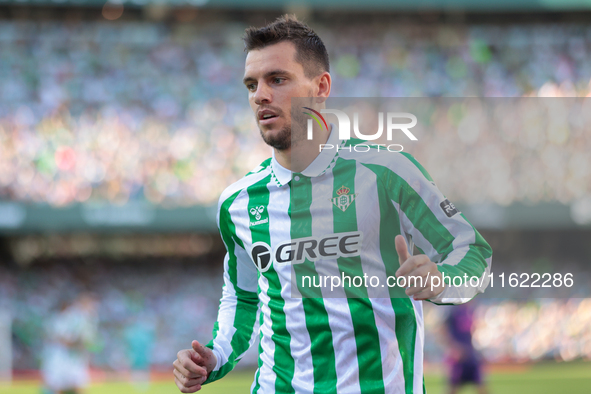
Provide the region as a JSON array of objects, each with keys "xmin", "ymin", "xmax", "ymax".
[
  {"xmin": 260, "ymin": 125, "xmax": 291, "ymax": 151},
  {"xmin": 257, "ymin": 95, "xmax": 313, "ymax": 151}
]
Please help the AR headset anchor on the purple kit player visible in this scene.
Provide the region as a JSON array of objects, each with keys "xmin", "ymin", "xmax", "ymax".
[{"xmin": 445, "ymin": 303, "xmax": 489, "ymax": 394}]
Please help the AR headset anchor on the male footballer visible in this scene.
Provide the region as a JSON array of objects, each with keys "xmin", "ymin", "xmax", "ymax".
[{"xmin": 173, "ymin": 15, "xmax": 492, "ymax": 393}]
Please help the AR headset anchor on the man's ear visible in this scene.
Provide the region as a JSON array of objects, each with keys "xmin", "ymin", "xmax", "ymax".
[{"xmin": 315, "ymin": 72, "xmax": 331, "ymax": 104}]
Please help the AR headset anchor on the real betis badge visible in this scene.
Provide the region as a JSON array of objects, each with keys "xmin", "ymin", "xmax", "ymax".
[{"xmin": 331, "ymin": 185, "xmax": 358, "ymax": 212}]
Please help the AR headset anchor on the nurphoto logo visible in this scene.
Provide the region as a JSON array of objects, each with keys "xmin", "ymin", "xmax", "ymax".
[{"xmin": 303, "ymin": 107, "xmax": 418, "ymax": 152}]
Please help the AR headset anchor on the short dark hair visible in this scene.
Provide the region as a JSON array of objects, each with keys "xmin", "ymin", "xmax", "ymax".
[{"xmin": 243, "ymin": 14, "xmax": 330, "ymax": 79}]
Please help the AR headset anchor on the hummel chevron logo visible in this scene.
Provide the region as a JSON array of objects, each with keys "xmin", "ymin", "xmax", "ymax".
[
  {"xmin": 249, "ymin": 205, "xmax": 268, "ymax": 227},
  {"xmin": 250, "ymin": 205, "xmax": 264, "ymax": 220},
  {"xmin": 330, "ymin": 185, "xmax": 358, "ymax": 212}
]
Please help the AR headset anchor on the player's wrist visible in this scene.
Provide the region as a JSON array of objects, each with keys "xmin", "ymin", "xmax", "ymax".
[{"xmin": 206, "ymin": 345, "xmax": 220, "ymax": 373}]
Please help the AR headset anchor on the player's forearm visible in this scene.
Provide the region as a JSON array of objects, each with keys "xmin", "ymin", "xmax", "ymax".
[
  {"xmin": 429, "ymin": 237, "xmax": 492, "ymax": 304},
  {"xmin": 203, "ymin": 289, "xmax": 259, "ymax": 384},
  {"xmin": 203, "ymin": 235, "xmax": 260, "ymax": 383}
]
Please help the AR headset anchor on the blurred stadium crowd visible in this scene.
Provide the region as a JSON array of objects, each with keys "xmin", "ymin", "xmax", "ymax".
[
  {"xmin": 2, "ymin": 261, "xmax": 590, "ymax": 371},
  {"xmin": 1, "ymin": 20, "xmax": 591, "ymax": 206},
  {"xmin": 0, "ymin": 261, "xmax": 222, "ymax": 371},
  {"xmin": 424, "ymin": 299, "xmax": 591, "ymax": 365}
]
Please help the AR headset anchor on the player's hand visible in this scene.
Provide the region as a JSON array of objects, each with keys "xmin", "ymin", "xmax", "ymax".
[
  {"xmin": 395, "ymin": 235, "xmax": 445, "ymax": 300},
  {"xmin": 173, "ymin": 340, "xmax": 217, "ymax": 393}
]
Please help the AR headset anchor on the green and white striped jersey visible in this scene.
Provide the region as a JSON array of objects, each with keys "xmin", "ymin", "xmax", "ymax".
[{"xmin": 204, "ymin": 127, "xmax": 492, "ymax": 394}]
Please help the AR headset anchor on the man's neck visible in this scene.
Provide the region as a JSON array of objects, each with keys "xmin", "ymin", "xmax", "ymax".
[{"xmin": 274, "ymin": 124, "xmax": 331, "ymax": 173}]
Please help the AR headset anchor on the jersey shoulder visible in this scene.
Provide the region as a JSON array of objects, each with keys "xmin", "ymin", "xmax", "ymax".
[
  {"xmin": 217, "ymin": 157, "xmax": 273, "ymax": 213},
  {"xmin": 244, "ymin": 157, "xmax": 273, "ymax": 177},
  {"xmin": 338, "ymin": 140, "xmax": 433, "ymax": 182}
]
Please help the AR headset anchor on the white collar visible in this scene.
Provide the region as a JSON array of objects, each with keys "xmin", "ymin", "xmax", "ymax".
[{"xmin": 271, "ymin": 123, "xmax": 340, "ymax": 187}]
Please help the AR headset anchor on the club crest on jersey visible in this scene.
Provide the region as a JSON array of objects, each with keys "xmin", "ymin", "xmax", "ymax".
[
  {"xmin": 331, "ymin": 185, "xmax": 357, "ymax": 212},
  {"xmin": 249, "ymin": 205, "xmax": 268, "ymax": 227}
]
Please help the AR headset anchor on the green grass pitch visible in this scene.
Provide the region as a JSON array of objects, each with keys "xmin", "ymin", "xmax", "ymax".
[{"xmin": 2, "ymin": 361, "xmax": 590, "ymax": 394}]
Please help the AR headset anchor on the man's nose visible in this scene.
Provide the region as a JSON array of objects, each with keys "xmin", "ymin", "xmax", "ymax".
[{"xmin": 253, "ymin": 83, "xmax": 272, "ymax": 105}]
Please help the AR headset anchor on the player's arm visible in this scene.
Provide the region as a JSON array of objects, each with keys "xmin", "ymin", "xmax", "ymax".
[
  {"xmin": 203, "ymin": 245, "xmax": 260, "ymax": 384},
  {"xmin": 391, "ymin": 153, "xmax": 492, "ymax": 304},
  {"xmin": 173, "ymin": 196, "xmax": 260, "ymax": 392}
]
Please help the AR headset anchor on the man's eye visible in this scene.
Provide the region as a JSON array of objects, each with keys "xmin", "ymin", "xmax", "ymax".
[
  {"xmin": 274, "ymin": 78, "xmax": 284, "ymax": 84},
  {"xmin": 247, "ymin": 84, "xmax": 256, "ymax": 92}
]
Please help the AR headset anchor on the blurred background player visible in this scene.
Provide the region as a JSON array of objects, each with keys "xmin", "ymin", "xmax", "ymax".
[
  {"xmin": 445, "ymin": 303, "xmax": 489, "ymax": 394},
  {"xmin": 124, "ymin": 313, "xmax": 156, "ymax": 392},
  {"xmin": 41, "ymin": 293, "xmax": 98, "ymax": 394}
]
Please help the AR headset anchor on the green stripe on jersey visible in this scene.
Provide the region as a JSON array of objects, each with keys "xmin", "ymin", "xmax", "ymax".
[
  {"xmin": 251, "ymin": 309, "xmax": 264, "ymax": 393},
  {"xmin": 332, "ymin": 157, "xmax": 385, "ymax": 394},
  {"xmin": 291, "ymin": 175, "xmax": 338, "ymax": 394},
  {"xmin": 247, "ymin": 175, "xmax": 295, "ymax": 394},
  {"xmin": 365, "ymin": 162, "xmax": 419, "ymax": 394}
]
